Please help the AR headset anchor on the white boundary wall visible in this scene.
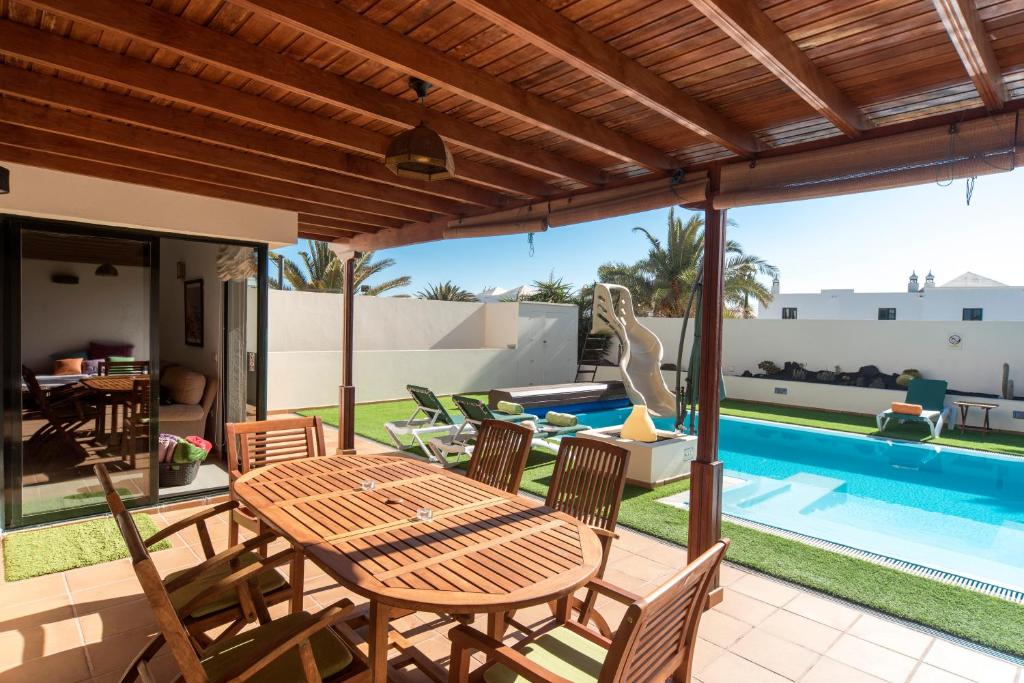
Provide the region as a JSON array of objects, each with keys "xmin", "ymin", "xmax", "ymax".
[{"xmin": 266, "ymin": 291, "xmax": 577, "ymax": 410}]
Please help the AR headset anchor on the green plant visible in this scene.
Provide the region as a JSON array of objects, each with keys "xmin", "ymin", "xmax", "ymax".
[
  {"xmin": 272, "ymin": 241, "xmax": 410, "ymax": 295},
  {"xmin": 417, "ymin": 281, "xmax": 477, "ymax": 302},
  {"xmin": 896, "ymin": 368, "xmax": 922, "ymax": 387},
  {"xmin": 757, "ymin": 360, "xmax": 781, "ymax": 375},
  {"xmin": 1002, "ymin": 363, "xmax": 1015, "ymax": 399}
]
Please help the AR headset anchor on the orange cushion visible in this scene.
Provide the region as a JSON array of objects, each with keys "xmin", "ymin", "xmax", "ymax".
[
  {"xmin": 53, "ymin": 358, "xmax": 84, "ymax": 375},
  {"xmin": 891, "ymin": 402, "xmax": 923, "ymax": 416}
]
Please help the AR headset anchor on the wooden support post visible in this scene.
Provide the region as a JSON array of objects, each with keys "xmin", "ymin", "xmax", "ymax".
[
  {"xmin": 688, "ymin": 167, "xmax": 725, "ymax": 607},
  {"xmin": 338, "ymin": 252, "xmax": 357, "ymax": 454}
]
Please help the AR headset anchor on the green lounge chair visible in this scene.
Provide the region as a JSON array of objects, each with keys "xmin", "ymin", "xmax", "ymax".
[
  {"xmin": 426, "ymin": 395, "xmax": 535, "ymax": 466},
  {"xmin": 447, "ymin": 395, "xmax": 590, "ymax": 454},
  {"xmin": 383, "ymin": 385, "xmax": 466, "ymax": 455},
  {"xmin": 451, "ymin": 395, "xmax": 536, "ymax": 426},
  {"xmin": 876, "ymin": 378, "xmax": 954, "ymax": 438}
]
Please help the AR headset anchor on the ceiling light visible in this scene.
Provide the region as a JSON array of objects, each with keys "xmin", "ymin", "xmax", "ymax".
[
  {"xmin": 385, "ymin": 78, "xmax": 454, "ymax": 181},
  {"xmin": 95, "ymin": 263, "xmax": 119, "ymax": 277}
]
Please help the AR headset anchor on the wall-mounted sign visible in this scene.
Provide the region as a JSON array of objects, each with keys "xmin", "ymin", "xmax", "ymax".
[{"xmin": 947, "ymin": 333, "xmax": 962, "ymax": 350}]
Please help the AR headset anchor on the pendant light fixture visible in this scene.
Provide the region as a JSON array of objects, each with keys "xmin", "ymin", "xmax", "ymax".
[
  {"xmin": 95, "ymin": 262, "xmax": 119, "ymax": 277},
  {"xmin": 0, "ymin": 165, "xmax": 9, "ymax": 194},
  {"xmin": 385, "ymin": 78, "xmax": 454, "ymax": 181}
]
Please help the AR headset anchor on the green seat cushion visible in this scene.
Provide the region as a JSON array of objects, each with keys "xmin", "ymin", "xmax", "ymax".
[
  {"xmin": 201, "ymin": 611, "xmax": 353, "ymax": 683},
  {"xmin": 167, "ymin": 551, "xmax": 287, "ymax": 619},
  {"xmin": 483, "ymin": 626, "xmax": 607, "ymax": 683},
  {"xmin": 544, "ymin": 411, "xmax": 578, "ymax": 428}
]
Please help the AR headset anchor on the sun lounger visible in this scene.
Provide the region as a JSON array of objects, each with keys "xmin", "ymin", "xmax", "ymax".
[
  {"xmin": 383, "ymin": 385, "xmax": 469, "ymax": 455},
  {"xmin": 876, "ymin": 378, "xmax": 954, "ymax": 438}
]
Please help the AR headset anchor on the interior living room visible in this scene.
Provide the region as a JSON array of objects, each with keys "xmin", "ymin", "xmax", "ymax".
[{"xmin": 7, "ymin": 219, "xmax": 264, "ymax": 529}]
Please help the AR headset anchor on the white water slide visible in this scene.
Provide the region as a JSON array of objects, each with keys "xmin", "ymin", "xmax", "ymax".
[{"xmin": 592, "ymin": 283, "xmax": 677, "ymax": 417}]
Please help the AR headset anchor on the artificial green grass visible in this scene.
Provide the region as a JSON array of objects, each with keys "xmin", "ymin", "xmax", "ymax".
[
  {"xmin": 302, "ymin": 396, "xmax": 1024, "ymax": 656},
  {"xmin": 3, "ymin": 513, "xmax": 170, "ymax": 582}
]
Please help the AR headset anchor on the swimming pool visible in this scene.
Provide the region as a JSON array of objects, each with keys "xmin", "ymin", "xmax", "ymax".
[{"xmin": 536, "ymin": 401, "xmax": 1024, "ymax": 594}]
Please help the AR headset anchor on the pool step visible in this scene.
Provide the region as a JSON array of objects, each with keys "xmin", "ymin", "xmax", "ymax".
[
  {"xmin": 725, "ymin": 473, "xmax": 847, "ymax": 515},
  {"xmin": 725, "ymin": 479, "xmax": 792, "ymax": 509}
]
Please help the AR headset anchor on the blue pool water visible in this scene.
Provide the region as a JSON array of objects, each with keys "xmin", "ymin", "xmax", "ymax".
[{"xmin": 539, "ymin": 402, "xmax": 1024, "ymax": 593}]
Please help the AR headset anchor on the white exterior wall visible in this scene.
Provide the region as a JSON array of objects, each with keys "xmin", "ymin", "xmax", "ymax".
[
  {"xmin": 761, "ymin": 287, "xmax": 1024, "ymax": 321},
  {"xmin": 266, "ymin": 293, "xmax": 576, "ymax": 410}
]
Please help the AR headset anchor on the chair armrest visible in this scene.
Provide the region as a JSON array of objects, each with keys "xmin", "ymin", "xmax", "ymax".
[
  {"xmin": 177, "ymin": 548, "xmax": 295, "ymax": 617},
  {"xmin": 449, "ymin": 625, "xmax": 574, "ymax": 683},
  {"xmin": 143, "ymin": 500, "xmax": 239, "ymax": 546},
  {"xmin": 212, "ymin": 598, "xmax": 357, "ymax": 682},
  {"xmin": 589, "ymin": 527, "xmax": 619, "ymax": 541},
  {"xmin": 584, "ymin": 577, "xmax": 642, "ymax": 605},
  {"xmin": 163, "ymin": 531, "xmax": 280, "ymax": 592}
]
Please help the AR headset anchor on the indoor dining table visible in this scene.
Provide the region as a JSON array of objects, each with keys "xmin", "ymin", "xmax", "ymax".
[{"xmin": 233, "ymin": 453, "xmax": 603, "ymax": 683}]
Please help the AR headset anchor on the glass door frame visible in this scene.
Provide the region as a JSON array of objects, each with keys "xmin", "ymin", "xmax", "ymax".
[{"xmin": 0, "ymin": 215, "xmax": 269, "ymax": 529}]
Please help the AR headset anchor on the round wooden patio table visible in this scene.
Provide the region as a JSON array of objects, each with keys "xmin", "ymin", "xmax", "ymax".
[{"xmin": 233, "ymin": 453, "xmax": 603, "ymax": 683}]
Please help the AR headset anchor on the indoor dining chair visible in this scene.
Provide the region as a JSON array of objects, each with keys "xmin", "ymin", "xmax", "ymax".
[
  {"xmin": 120, "ymin": 377, "xmax": 150, "ymax": 466},
  {"xmin": 94, "ymin": 463, "xmax": 293, "ymax": 649},
  {"xmin": 94, "ymin": 462, "xmax": 367, "ymax": 683},
  {"xmin": 465, "ymin": 419, "xmax": 533, "ymax": 494},
  {"xmin": 449, "ymin": 539, "xmax": 729, "ymax": 683}
]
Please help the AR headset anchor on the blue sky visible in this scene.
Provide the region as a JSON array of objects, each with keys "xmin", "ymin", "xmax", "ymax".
[{"xmin": 274, "ymin": 168, "xmax": 1024, "ymax": 297}]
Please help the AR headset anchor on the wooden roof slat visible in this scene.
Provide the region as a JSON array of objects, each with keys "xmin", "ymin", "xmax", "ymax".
[
  {"xmin": 932, "ymin": 0, "xmax": 1008, "ymax": 110},
  {"xmin": 0, "ymin": 19, "xmax": 551, "ymax": 199},
  {"xmin": 686, "ymin": 0, "xmax": 870, "ymax": 137},
  {"xmin": 451, "ymin": 0, "xmax": 760, "ymax": 156},
  {"xmin": 24, "ymin": 0, "xmax": 610, "ymax": 187},
  {"xmin": 233, "ymin": 0, "xmax": 678, "ymax": 172}
]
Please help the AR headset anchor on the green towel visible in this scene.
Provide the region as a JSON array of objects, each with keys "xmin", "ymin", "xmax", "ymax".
[
  {"xmin": 545, "ymin": 411, "xmax": 578, "ymax": 428},
  {"xmin": 496, "ymin": 400, "xmax": 524, "ymax": 415},
  {"xmin": 172, "ymin": 440, "xmax": 208, "ymax": 466}
]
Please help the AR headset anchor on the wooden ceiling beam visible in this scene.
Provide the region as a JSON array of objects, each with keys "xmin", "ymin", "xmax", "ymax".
[
  {"xmin": 0, "ymin": 143, "xmax": 404, "ymax": 230},
  {"xmin": 296, "ymin": 214, "xmax": 385, "ymax": 234},
  {"xmin": 687, "ymin": 0, "xmax": 869, "ymax": 137},
  {"xmin": 452, "ymin": 0, "xmax": 759, "ymax": 156},
  {"xmin": 932, "ymin": 0, "xmax": 1006, "ymax": 111},
  {"xmin": 234, "ymin": 0, "xmax": 677, "ymax": 173},
  {"xmin": 0, "ymin": 65, "xmax": 502, "ymax": 207},
  {"xmin": 0, "ymin": 121, "xmax": 429, "ymax": 224},
  {"xmin": 21, "ymin": 0, "xmax": 606, "ymax": 187},
  {"xmin": 0, "ymin": 96, "xmax": 470, "ymax": 217},
  {"xmin": 297, "ymin": 225, "xmax": 359, "ymax": 241},
  {"xmin": 0, "ymin": 22, "xmax": 550, "ymax": 199}
]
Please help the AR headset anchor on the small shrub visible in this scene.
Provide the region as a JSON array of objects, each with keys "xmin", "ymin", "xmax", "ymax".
[{"xmin": 757, "ymin": 360, "xmax": 781, "ymax": 375}]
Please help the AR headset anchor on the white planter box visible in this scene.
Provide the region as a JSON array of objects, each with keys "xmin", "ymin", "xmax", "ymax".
[{"xmin": 578, "ymin": 426, "xmax": 698, "ymax": 489}]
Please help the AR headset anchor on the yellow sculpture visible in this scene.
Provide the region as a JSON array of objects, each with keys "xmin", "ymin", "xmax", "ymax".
[{"xmin": 620, "ymin": 404, "xmax": 658, "ymax": 442}]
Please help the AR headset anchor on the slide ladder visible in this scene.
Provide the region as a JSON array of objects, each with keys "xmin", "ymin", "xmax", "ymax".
[{"xmin": 591, "ymin": 283, "xmax": 677, "ymax": 416}]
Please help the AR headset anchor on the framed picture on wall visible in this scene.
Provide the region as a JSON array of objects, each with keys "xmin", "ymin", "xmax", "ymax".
[{"xmin": 184, "ymin": 278, "xmax": 204, "ymax": 347}]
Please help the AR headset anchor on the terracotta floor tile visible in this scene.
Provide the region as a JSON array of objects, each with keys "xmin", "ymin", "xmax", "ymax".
[
  {"xmin": 0, "ymin": 646, "xmax": 91, "ymax": 683},
  {"xmin": 923, "ymin": 639, "xmax": 1020, "ymax": 683},
  {"xmin": 909, "ymin": 664, "xmax": 977, "ymax": 682},
  {"xmin": 713, "ymin": 588, "xmax": 777, "ymax": 625},
  {"xmin": 0, "ymin": 573, "xmax": 68, "ymax": 606},
  {"xmin": 718, "ymin": 563, "xmax": 746, "ymax": 587},
  {"xmin": 801, "ymin": 656, "xmax": 886, "ymax": 682},
  {"xmin": 692, "ymin": 637, "xmax": 725, "ymax": 676},
  {"xmin": 848, "ymin": 614, "xmax": 934, "ymax": 659},
  {"xmin": 699, "ymin": 650, "xmax": 791, "ymax": 683},
  {"xmin": 697, "ymin": 608, "xmax": 753, "ymax": 648},
  {"xmin": 69, "ymin": 577, "xmax": 144, "ymax": 609},
  {"xmin": 84, "ymin": 624, "xmax": 161, "ymax": 677},
  {"xmin": 63, "ymin": 558, "xmax": 135, "ymax": 593},
  {"xmin": 77, "ymin": 596, "xmax": 154, "ymax": 644},
  {"xmin": 826, "ymin": 634, "xmax": 919, "ymax": 683},
  {"xmin": 758, "ymin": 608, "xmax": 842, "ymax": 653},
  {"xmin": 730, "ymin": 628, "xmax": 821, "ymax": 680},
  {"xmin": 607, "ymin": 555, "xmax": 675, "ymax": 583},
  {"xmin": 0, "ymin": 608, "xmax": 84, "ymax": 663},
  {"xmin": 785, "ymin": 593, "xmax": 861, "ymax": 630},
  {"xmin": 730, "ymin": 573, "xmax": 801, "ymax": 607},
  {"xmin": 0, "ymin": 595, "xmax": 74, "ymax": 626}
]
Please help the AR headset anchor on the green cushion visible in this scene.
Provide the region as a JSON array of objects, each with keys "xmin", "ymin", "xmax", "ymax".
[
  {"xmin": 201, "ymin": 611, "xmax": 353, "ymax": 683},
  {"xmin": 483, "ymin": 626, "xmax": 606, "ymax": 683},
  {"xmin": 168, "ymin": 551, "xmax": 287, "ymax": 619},
  {"xmin": 544, "ymin": 411, "xmax": 578, "ymax": 428},
  {"xmin": 496, "ymin": 400, "xmax": 524, "ymax": 415}
]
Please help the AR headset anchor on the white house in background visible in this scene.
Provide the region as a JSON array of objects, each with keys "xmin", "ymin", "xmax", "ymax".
[
  {"xmin": 475, "ymin": 284, "xmax": 538, "ymax": 302},
  {"xmin": 761, "ymin": 271, "xmax": 1024, "ymax": 321}
]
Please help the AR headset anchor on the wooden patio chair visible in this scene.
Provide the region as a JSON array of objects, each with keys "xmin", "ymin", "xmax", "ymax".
[
  {"xmin": 21, "ymin": 365, "xmax": 98, "ymax": 460},
  {"xmin": 94, "ymin": 463, "xmax": 368, "ymax": 683},
  {"xmin": 465, "ymin": 419, "xmax": 533, "ymax": 494},
  {"xmin": 94, "ymin": 463, "xmax": 293, "ymax": 649},
  {"xmin": 542, "ymin": 436, "xmax": 630, "ymax": 636},
  {"xmin": 119, "ymin": 377, "xmax": 150, "ymax": 467},
  {"xmin": 449, "ymin": 539, "xmax": 729, "ymax": 683}
]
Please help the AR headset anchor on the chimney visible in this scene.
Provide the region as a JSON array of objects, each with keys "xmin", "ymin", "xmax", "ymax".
[
  {"xmin": 771, "ymin": 276, "xmax": 780, "ymax": 295},
  {"xmin": 907, "ymin": 270, "xmax": 919, "ymax": 293},
  {"xmin": 924, "ymin": 270, "xmax": 935, "ymax": 288}
]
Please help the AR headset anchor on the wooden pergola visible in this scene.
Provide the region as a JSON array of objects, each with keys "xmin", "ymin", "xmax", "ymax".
[{"xmin": 2, "ymin": 0, "xmax": 1023, "ymax": 581}]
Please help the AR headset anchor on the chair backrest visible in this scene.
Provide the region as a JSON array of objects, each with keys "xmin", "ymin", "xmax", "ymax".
[
  {"xmin": 465, "ymin": 419, "xmax": 533, "ymax": 493},
  {"xmin": 546, "ymin": 437, "xmax": 629, "ymax": 533},
  {"xmin": 93, "ymin": 463, "xmax": 208, "ymax": 681},
  {"xmin": 906, "ymin": 378, "xmax": 948, "ymax": 411},
  {"xmin": 602, "ymin": 540, "xmax": 729, "ymax": 683},
  {"xmin": 451, "ymin": 394, "xmax": 494, "ymax": 423},
  {"xmin": 20, "ymin": 365, "xmax": 47, "ymax": 410},
  {"xmin": 129, "ymin": 377, "xmax": 152, "ymax": 417},
  {"xmin": 100, "ymin": 359, "xmax": 151, "ymax": 376},
  {"xmin": 407, "ymin": 385, "xmax": 455, "ymax": 425},
  {"xmin": 225, "ymin": 416, "xmax": 327, "ymax": 477}
]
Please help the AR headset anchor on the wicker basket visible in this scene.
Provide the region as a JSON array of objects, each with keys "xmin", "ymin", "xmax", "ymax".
[{"xmin": 159, "ymin": 460, "xmax": 201, "ymax": 487}]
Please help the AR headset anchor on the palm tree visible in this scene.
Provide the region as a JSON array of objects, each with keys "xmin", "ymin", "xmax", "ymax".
[
  {"xmin": 524, "ymin": 274, "xmax": 575, "ymax": 304},
  {"xmin": 272, "ymin": 240, "xmax": 410, "ymax": 295},
  {"xmin": 417, "ymin": 281, "xmax": 477, "ymax": 302},
  {"xmin": 598, "ymin": 209, "xmax": 778, "ymax": 317}
]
